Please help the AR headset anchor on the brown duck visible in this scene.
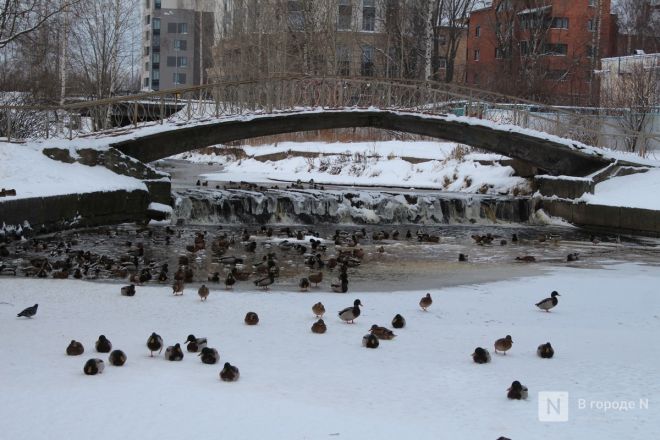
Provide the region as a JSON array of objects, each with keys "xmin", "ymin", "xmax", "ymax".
[{"xmin": 494, "ymin": 335, "xmax": 513, "ymax": 355}]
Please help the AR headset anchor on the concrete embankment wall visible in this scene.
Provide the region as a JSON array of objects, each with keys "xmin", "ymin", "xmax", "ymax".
[{"xmin": 0, "ymin": 189, "xmax": 149, "ymax": 234}]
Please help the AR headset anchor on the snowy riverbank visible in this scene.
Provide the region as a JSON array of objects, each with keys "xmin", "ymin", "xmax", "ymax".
[{"xmin": 1, "ymin": 262, "xmax": 658, "ymax": 439}]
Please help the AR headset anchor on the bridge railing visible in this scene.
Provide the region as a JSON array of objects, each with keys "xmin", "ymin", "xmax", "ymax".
[{"xmin": 1, "ymin": 75, "xmax": 657, "ymax": 153}]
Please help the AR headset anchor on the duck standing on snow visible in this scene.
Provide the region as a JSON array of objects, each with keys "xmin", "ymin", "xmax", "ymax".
[
  {"xmin": 120, "ymin": 284, "xmax": 136, "ymax": 296},
  {"xmin": 220, "ymin": 362, "xmax": 240, "ymax": 381},
  {"xmin": 199, "ymin": 347, "xmax": 219, "ymax": 364},
  {"xmin": 299, "ymin": 277, "xmax": 310, "ymax": 292},
  {"xmin": 147, "ymin": 332, "xmax": 163, "ymax": 356},
  {"xmin": 165, "ymin": 343, "xmax": 184, "ymax": 361},
  {"xmin": 471, "ymin": 347, "xmax": 491, "ymax": 364},
  {"xmin": 312, "ymin": 302, "xmax": 325, "ymax": 317},
  {"xmin": 172, "ymin": 279, "xmax": 184, "ymax": 295},
  {"xmin": 253, "ymin": 273, "xmax": 275, "ymax": 291},
  {"xmin": 311, "ymin": 319, "xmax": 327, "ymax": 334},
  {"xmin": 308, "ymin": 271, "xmax": 323, "ymax": 287},
  {"xmin": 185, "ymin": 334, "xmax": 208, "ymax": 352},
  {"xmin": 362, "ymin": 333, "xmax": 379, "ymax": 348},
  {"xmin": 83, "ymin": 358, "xmax": 105, "ymax": 375},
  {"xmin": 244, "ymin": 312, "xmax": 259, "ymax": 325},
  {"xmin": 66, "ymin": 340, "xmax": 84, "ymax": 356},
  {"xmin": 331, "ymin": 272, "xmax": 349, "ymax": 293},
  {"xmin": 95, "ymin": 335, "xmax": 112, "ymax": 353},
  {"xmin": 391, "ymin": 314, "xmax": 406, "ymax": 329},
  {"xmin": 225, "ymin": 272, "xmax": 236, "ymax": 289},
  {"xmin": 198, "ymin": 284, "xmax": 210, "ymax": 301},
  {"xmin": 338, "ymin": 299, "xmax": 362, "ymax": 324},
  {"xmin": 494, "ymin": 335, "xmax": 513, "ymax": 355},
  {"xmin": 536, "ymin": 291, "xmax": 560, "ymax": 312},
  {"xmin": 369, "ymin": 324, "xmax": 396, "ymax": 340},
  {"xmin": 108, "ymin": 350, "xmax": 127, "ymax": 366},
  {"xmin": 419, "ymin": 293, "xmax": 432, "ymax": 311},
  {"xmin": 507, "ymin": 381, "xmax": 528, "ymax": 400},
  {"xmin": 537, "ymin": 342, "xmax": 554, "ymax": 358}
]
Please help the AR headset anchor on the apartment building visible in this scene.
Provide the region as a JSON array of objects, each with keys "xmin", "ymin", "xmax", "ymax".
[{"xmin": 141, "ymin": 0, "xmax": 215, "ymax": 91}]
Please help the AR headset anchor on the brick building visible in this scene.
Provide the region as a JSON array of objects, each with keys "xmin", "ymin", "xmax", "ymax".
[{"xmin": 465, "ymin": 0, "xmax": 617, "ymax": 105}]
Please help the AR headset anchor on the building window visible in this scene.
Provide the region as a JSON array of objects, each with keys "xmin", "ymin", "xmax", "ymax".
[
  {"xmin": 361, "ymin": 45, "xmax": 374, "ymax": 76},
  {"xmin": 145, "ymin": 0, "xmax": 149, "ymax": 8},
  {"xmin": 153, "ymin": 18, "xmax": 160, "ymax": 30},
  {"xmin": 337, "ymin": 0, "xmax": 351, "ymax": 30},
  {"xmin": 544, "ymin": 43, "xmax": 568, "ymax": 55},
  {"xmin": 586, "ymin": 45, "xmax": 595, "ymax": 58},
  {"xmin": 362, "ymin": 0, "xmax": 375, "ymax": 31},
  {"xmin": 144, "ymin": 77, "xmax": 149, "ymax": 87},
  {"xmin": 550, "ymin": 17, "xmax": 568, "ymax": 29},
  {"xmin": 155, "ymin": 0, "xmax": 161, "ymax": 9},
  {"xmin": 336, "ymin": 45, "xmax": 350, "ymax": 75},
  {"xmin": 437, "ymin": 57, "xmax": 447, "ymax": 68},
  {"xmin": 144, "ymin": 46, "xmax": 150, "ymax": 56},
  {"xmin": 474, "ymin": 49, "xmax": 480, "ymax": 61},
  {"xmin": 152, "ymin": 69, "xmax": 160, "ymax": 80},
  {"xmin": 152, "ymin": 52, "xmax": 160, "ymax": 64},
  {"xmin": 475, "ymin": 25, "xmax": 480, "ymax": 37},
  {"xmin": 546, "ymin": 69, "xmax": 568, "ymax": 81},
  {"xmin": 174, "ymin": 39, "xmax": 187, "ymax": 51},
  {"xmin": 178, "ymin": 23, "xmax": 188, "ymax": 34},
  {"xmin": 588, "ymin": 0, "xmax": 595, "ymax": 6},
  {"xmin": 145, "ymin": 15, "xmax": 150, "ymax": 25},
  {"xmin": 152, "ymin": 34, "xmax": 160, "ymax": 48},
  {"xmin": 178, "ymin": 56, "xmax": 188, "ymax": 67},
  {"xmin": 287, "ymin": 0, "xmax": 304, "ymax": 31},
  {"xmin": 173, "ymin": 72, "xmax": 187, "ymax": 84},
  {"xmin": 437, "ymin": 34, "xmax": 447, "ymax": 45},
  {"xmin": 495, "ymin": 47, "xmax": 509, "ymax": 59},
  {"xmin": 145, "ymin": 30, "xmax": 150, "ymax": 41},
  {"xmin": 145, "ymin": 62, "xmax": 149, "ymax": 71},
  {"xmin": 587, "ymin": 19, "xmax": 596, "ymax": 32}
]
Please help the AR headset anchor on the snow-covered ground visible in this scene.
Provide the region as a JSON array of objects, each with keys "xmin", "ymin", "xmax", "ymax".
[
  {"xmin": 1, "ymin": 263, "xmax": 658, "ymax": 439},
  {"xmin": 578, "ymin": 168, "xmax": 660, "ymax": 211},
  {"xmin": 0, "ymin": 143, "xmax": 146, "ymax": 200}
]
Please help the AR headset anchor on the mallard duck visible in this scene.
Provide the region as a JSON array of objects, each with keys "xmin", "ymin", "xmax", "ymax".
[
  {"xmin": 95, "ymin": 335, "xmax": 112, "ymax": 353},
  {"xmin": 198, "ymin": 284, "xmax": 210, "ymax": 301},
  {"xmin": 165, "ymin": 343, "xmax": 184, "ymax": 361},
  {"xmin": 312, "ymin": 302, "xmax": 325, "ymax": 317},
  {"xmin": 458, "ymin": 253, "xmax": 468, "ymax": 262},
  {"xmin": 536, "ymin": 291, "xmax": 560, "ymax": 312},
  {"xmin": 494, "ymin": 335, "xmax": 513, "ymax": 355},
  {"xmin": 391, "ymin": 314, "xmax": 406, "ymax": 329},
  {"xmin": 147, "ymin": 332, "xmax": 163, "ymax": 356},
  {"xmin": 507, "ymin": 381, "xmax": 528, "ymax": 400},
  {"xmin": 108, "ymin": 350, "xmax": 127, "ymax": 366},
  {"xmin": 220, "ymin": 362, "xmax": 240, "ymax": 382},
  {"xmin": 370, "ymin": 324, "xmax": 396, "ymax": 340},
  {"xmin": 232, "ymin": 267, "xmax": 251, "ymax": 281},
  {"xmin": 199, "ymin": 347, "xmax": 220, "ymax": 364},
  {"xmin": 537, "ymin": 342, "xmax": 554, "ymax": 359},
  {"xmin": 66, "ymin": 340, "xmax": 84, "ymax": 356},
  {"xmin": 299, "ymin": 277, "xmax": 310, "ymax": 292},
  {"xmin": 253, "ymin": 274, "xmax": 275, "ymax": 290},
  {"xmin": 120, "ymin": 284, "xmax": 136, "ymax": 296},
  {"xmin": 419, "ymin": 293, "xmax": 432, "ymax": 311},
  {"xmin": 362, "ymin": 333, "xmax": 379, "ymax": 348},
  {"xmin": 225, "ymin": 272, "xmax": 236, "ymax": 289},
  {"xmin": 172, "ymin": 279, "xmax": 184, "ymax": 295},
  {"xmin": 309, "ymin": 271, "xmax": 323, "ymax": 286},
  {"xmin": 244, "ymin": 311, "xmax": 259, "ymax": 325},
  {"xmin": 17, "ymin": 303, "xmax": 38, "ymax": 318},
  {"xmin": 311, "ymin": 319, "xmax": 327, "ymax": 334},
  {"xmin": 331, "ymin": 273, "xmax": 348, "ymax": 293},
  {"xmin": 185, "ymin": 335, "xmax": 208, "ymax": 352},
  {"xmin": 516, "ymin": 255, "xmax": 536, "ymax": 262},
  {"xmin": 83, "ymin": 358, "xmax": 105, "ymax": 375},
  {"xmin": 471, "ymin": 347, "xmax": 491, "ymax": 364},
  {"xmin": 338, "ymin": 299, "xmax": 362, "ymax": 323},
  {"xmin": 566, "ymin": 252, "xmax": 579, "ymax": 262}
]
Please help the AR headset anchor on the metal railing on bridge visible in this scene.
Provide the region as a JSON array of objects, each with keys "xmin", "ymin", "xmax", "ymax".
[{"xmin": 1, "ymin": 75, "xmax": 658, "ymax": 153}]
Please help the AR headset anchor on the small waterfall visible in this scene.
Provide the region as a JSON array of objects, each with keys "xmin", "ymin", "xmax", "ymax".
[{"xmin": 173, "ymin": 188, "xmax": 532, "ymax": 225}]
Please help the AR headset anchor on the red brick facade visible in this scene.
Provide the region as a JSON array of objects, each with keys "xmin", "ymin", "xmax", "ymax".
[{"xmin": 466, "ymin": 0, "xmax": 617, "ymax": 105}]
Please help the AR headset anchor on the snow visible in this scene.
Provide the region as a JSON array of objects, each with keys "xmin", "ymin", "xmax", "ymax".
[
  {"xmin": 0, "ymin": 142, "xmax": 147, "ymax": 201},
  {"xmin": 1, "ymin": 263, "xmax": 659, "ymax": 439},
  {"xmin": 147, "ymin": 202, "xmax": 173, "ymax": 214},
  {"xmin": 578, "ymin": 168, "xmax": 660, "ymax": 211}
]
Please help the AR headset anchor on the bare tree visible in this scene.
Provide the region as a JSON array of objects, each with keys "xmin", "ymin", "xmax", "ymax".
[
  {"xmin": 435, "ymin": 0, "xmax": 474, "ymax": 82},
  {"xmin": 0, "ymin": 0, "xmax": 78, "ymax": 48}
]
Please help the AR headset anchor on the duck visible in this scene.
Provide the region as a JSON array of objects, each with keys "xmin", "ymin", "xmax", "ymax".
[
  {"xmin": 362, "ymin": 333, "xmax": 379, "ymax": 348},
  {"xmin": 312, "ymin": 302, "xmax": 325, "ymax": 317},
  {"xmin": 370, "ymin": 324, "xmax": 396, "ymax": 340},
  {"xmin": 108, "ymin": 350, "xmax": 127, "ymax": 366},
  {"xmin": 83, "ymin": 358, "xmax": 105, "ymax": 375},
  {"xmin": 208, "ymin": 272, "xmax": 220, "ymax": 283},
  {"xmin": 494, "ymin": 335, "xmax": 513, "ymax": 355},
  {"xmin": 185, "ymin": 335, "xmax": 208, "ymax": 352},
  {"xmin": 308, "ymin": 271, "xmax": 323, "ymax": 286},
  {"xmin": 231, "ymin": 267, "xmax": 251, "ymax": 281},
  {"xmin": 537, "ymin": 342, "xmax": 554, "ymax": 359},
  {"xmin": 338, "ymin": 299, "xmax": 362, "ymax": 323},
  {"xmin": 419, "ymin": 293, "xmax": 432, "ymax": 311},
  {"xmin": 311, "ymin": 319, "xmax": 327, "ymax": 334},
  {"xmin": 515, "ymin": 255, "xmax": 536, "ymax": 262},
  {"xmin": 172, "ymin": 279, "xmax": 184, "ymax": 295},
  {"xmin": 458, "ymin": 253, "xmax": 468, "ymax": 262},
  {"xmin": 331, "ymin": 273, "xmax": 349, "ymax": 293},
  {"xmin": 220, "ymin": 362, "xmax": 240, "ymax": 382},
  {"xmin": 198, "ymin": 284, "xmax": 210, "ymax": 301},
  {"xmin": 120, "ymin": 284, "xmax": 136, "ymax": 296},
  {"xmin": 95, "ymin": 335, "xmax": 112, "ymax": 353},
  {"xmin": 299, "ymin": 277, "xmax": 310, "ymax": 292},
  {"xmin": 199, "ymin": 347, "xmax": 220, "ymax": 364},
  {"xmin": 536, "ymin": 291, "xmax": 560, "ymax": 312},
  {"xmin": 391, "ymin": 314, "xmax": 406, "ymax": 329},
  {"xmin": 566, "ymin": 252, "xmax": 579, "ymax": 262},
  {"xmin": 66, "ymin": 340, "xmax": 84, "ymax": 356},
  {"xmin": 225, "ymin": 272, "xmax": 236, "ymax": 289},
  {"xmin": 253, "ymin": 273, "xmax": 275, "ymax": 290},
  {"xmin": 164, "ymin": 343, "xmax": 184, "ymax": 361},
  {"xmin": 244, "ymin": 311, "xmax": 259, "ymax": 325},
  {"xmin": 147, "ymin": 332, "xmax": 163, "ymax": 356},
  {"xmin": 507, "ymin": 380, "xmax": 528, "ymax": 400},
  {"xmin": 471, "ymin": 347, "xmax": 491, "ymax": 364}
]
